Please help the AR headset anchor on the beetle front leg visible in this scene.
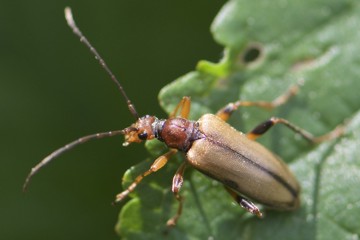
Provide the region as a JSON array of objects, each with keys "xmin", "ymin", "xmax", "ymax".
[
  {"xmin": 246, "ymin": 117, "xmax": 344, "ymax": 143},
  {"xmin": 170, "ymin": 96, "xmax": 191, "ymax": 119},
  {"xmin": 167, "ymin": 162, "xmax": 187, "ymax": 227},
  {"xmin": 216, "ymin": 84, "xmax": 299, "ymax": 122},
  {"xmin": 114, "ymin": 149, "xmax": 177, "ymax": 203},
  {"xmin": 224, "ymin": 186, "xmax": 263, "ymax": 218}
]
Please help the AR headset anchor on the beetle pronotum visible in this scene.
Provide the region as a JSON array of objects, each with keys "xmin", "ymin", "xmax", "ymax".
[{"xmin": 23, "ymin": 7, "xmax": 344, "ymax": 226}]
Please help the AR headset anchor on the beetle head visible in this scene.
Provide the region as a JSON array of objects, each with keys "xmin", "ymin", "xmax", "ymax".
[{"xmin": 122, "ymin": 115, "xmax": 157, "ymax": 146}]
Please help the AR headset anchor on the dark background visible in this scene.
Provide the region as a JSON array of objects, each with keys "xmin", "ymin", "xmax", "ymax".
[{"xmin": 0, "ymin": 1, "xmax": 224, "ymax": 239}]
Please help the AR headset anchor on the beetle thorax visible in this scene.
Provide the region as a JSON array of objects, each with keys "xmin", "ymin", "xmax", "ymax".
[{"xmin": 156, "ymin": 117, "xmax": 204, "ymax": 152}]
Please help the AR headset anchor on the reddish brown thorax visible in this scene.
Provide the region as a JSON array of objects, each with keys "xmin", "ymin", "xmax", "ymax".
[
  {"xmin": 159, "ymin": 118, "xmax": 204, "ymax": 151},
  {"xmin": 123, "ymin": 115, "xmax": 204, "ymax": 151}
]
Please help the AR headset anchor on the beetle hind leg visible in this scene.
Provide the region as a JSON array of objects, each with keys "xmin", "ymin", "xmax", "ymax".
[
  {"xmin": 246, "ymin": 117, "xmax": 345, "ymax": 143},
  {"xmin": 224, "ymin": 186, "xmax": 263, "ymax": 218}
]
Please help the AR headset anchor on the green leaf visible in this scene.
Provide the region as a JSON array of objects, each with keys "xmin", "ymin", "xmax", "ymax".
[{"xmin": 116, "ymin": 0, "xmax": 360, "ymax": 239}]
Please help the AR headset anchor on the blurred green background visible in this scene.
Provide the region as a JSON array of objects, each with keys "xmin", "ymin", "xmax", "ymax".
[{"xmin": 0, "ymin": 1, "xmax": 224, "ymax": 239}]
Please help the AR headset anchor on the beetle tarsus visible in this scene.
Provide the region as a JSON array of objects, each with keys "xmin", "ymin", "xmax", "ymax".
[
  {"xmin": 114, "ymin": 190, "xmax": 130, "ymax": 203},
  {"xmin": 238, "ymin": 196, "xmax": 263, "ymax": 218},
  {"xmin": 166, "ymin": 192, "xmax": 184, "ymax": 227}
]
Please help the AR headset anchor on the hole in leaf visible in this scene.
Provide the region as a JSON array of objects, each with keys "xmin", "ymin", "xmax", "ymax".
[{"xmin": 241, "ymin": 43, "xmax": 263, "ymax": 65}]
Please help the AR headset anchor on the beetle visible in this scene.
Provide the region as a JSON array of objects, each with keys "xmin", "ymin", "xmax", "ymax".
[{"xmin": 23, "ymin": 7, "xmax": 344, "ymax": 226}]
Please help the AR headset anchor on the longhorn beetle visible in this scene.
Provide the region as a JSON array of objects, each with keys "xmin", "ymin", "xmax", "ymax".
[{"xmin": 23, "ymin": 7, "xmax": 344, "ymax": 226}]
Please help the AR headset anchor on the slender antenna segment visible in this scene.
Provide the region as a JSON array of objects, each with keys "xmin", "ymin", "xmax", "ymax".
[
  {"xmin": 23, "ymin": 130, "xmax": 125, "ymax": 191},
  {"xmin": 64, "ymin": 7, "xmax": 139, "ymax": 119}
]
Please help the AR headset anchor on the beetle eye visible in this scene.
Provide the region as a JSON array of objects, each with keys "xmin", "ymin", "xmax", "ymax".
[{"xmin": 138, "ymin": 132, "xmax": 148, "ymax": 140}]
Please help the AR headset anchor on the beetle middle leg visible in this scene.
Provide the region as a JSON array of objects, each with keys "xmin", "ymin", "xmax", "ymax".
[
  {"xmin": 114, "ymin": 149, "xmax": 177, "ymax": 203},
  {"xmin": 224, "ymin": 186, "xmax": 263, "ymax": 218},
  {"xmin": 216, "ymin": 84, "xmax": 299, "ymax": 121}
]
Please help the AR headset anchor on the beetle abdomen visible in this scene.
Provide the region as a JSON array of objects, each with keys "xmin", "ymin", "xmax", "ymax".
[{"xmin": 186, "ymin": 114, "xmax": 300, "ymax": 210}]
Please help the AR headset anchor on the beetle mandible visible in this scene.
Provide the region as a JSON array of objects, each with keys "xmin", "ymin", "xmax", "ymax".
[{"xmin": 23, "ymin": 7, "xmax": 344, "ymax": 226}]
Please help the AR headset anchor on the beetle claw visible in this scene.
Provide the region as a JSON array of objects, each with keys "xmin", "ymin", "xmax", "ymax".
[{"xmin": 253, "ymin": 209, "xmax": 263, "ymax": 218}]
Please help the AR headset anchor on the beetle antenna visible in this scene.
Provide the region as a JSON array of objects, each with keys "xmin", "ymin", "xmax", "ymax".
[
  {"xmin": 23, "ymin": 130, "xmax": 126, "ymax": 192},
  {"xmin": 64, "ymin": 7, "xmax": 139, "ymax": 119}
]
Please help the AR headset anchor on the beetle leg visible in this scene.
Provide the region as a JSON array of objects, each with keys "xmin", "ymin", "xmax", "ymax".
[
  {"xmin": 167, "ymin": 162, "xmax": 187, "ymax": 227},
  {"xmin": 246, "ymin": 117, "xmax": 345, "ymax": 143},
  {"xmin": 113, "ymin": 149, "xmax": 177, "ymax": 203},
  {"xmin": 224, "ymin": 186, "xmax": 263, "ymax": 218},
  {"xmin": 170, "ymin": 96, "xmax": 191, "ymax": 119},
  {"xmin": 216, "ymin": 85, "xmax": 299, "ymax": 121}
]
